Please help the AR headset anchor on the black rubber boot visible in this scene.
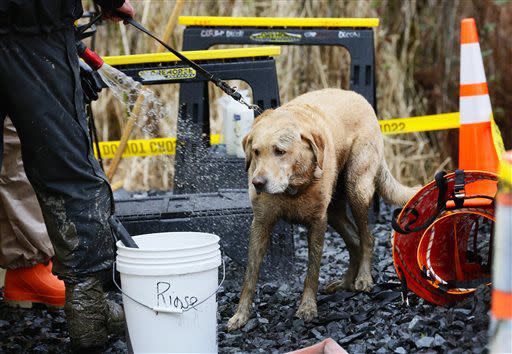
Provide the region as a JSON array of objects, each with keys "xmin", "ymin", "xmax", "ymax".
[
  {"xmin": 64, "ymin": 276, "xmax": 125, "ymax": 352},
  {"xmin": 106, "ymin": 297, "xmax": 125, "ymax": 335}
]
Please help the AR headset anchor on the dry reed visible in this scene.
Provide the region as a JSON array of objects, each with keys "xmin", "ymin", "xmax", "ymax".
[{"xmin": 88, "ymin": 0, "xmax": 511, "ymax": 191}]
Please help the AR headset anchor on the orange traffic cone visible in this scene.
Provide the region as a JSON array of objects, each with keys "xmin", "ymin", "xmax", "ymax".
[{"xmin": 458, "ymin": 18, "xmax": 504, "ymax": 201}]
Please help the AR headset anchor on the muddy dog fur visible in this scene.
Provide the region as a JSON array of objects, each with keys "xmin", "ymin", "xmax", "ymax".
[{"xmin": 227, "ymin": 89, "xmax": 418, "ymax": 331}]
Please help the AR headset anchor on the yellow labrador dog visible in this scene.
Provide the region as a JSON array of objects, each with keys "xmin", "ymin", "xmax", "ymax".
[{"xmin": 227, "ymin": 88, "xmax": 418, "ymax": 331}]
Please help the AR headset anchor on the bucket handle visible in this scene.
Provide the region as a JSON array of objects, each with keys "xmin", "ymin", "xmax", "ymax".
[{"xmin": 112, "ymin": 257, "xmax": 226, "ymax": 315}]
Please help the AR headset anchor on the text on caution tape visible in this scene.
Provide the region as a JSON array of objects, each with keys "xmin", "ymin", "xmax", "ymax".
[{"xmin": 95, "ymin": 112, "xmax": 463, "ymax": 159}]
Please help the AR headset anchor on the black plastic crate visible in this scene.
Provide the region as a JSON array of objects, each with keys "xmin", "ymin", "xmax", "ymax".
[{"xmin": 115, "ymin": 189, "xmax": 294, "ymax": 281}]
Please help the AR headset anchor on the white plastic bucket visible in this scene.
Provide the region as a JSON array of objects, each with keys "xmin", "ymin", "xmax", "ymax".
[{"xmin": 116, "ymin": 232, "xmax": 222, "ymax": 354}]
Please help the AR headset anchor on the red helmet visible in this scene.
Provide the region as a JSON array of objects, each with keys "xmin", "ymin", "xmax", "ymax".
[{"xmin": 392, "ymin": 170, "xmax": 496, "ymax": 305}]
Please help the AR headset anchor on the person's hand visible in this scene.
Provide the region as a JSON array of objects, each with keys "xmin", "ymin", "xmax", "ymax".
[
  {"xmin": 103, "ymin": 0, "xmax": 135, "ymax": 22},
  {"xmin": 116, "ymin": 0, "xmax": 135, "ymax": 18}
]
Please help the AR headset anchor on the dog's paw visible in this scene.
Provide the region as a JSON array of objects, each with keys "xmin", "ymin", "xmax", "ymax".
[
  {"xmin": 227, "ymin": 311, "xmax": 250, "ymax": 331},
  {"xmin": 295, "ymin": 298, "xmax": 318, "ymax": 322},
  {"xmin": 325, "ymin": 278, "xmax": 355, "ymax": 293},
  {"xmin": 354, "ymin": 273, "xmax": 374, "ymax": 292}
]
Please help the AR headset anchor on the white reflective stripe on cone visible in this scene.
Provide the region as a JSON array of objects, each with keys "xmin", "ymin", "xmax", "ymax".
[
  {"xmin": 459, "ymin": 95, "xmax": 493, "ymax": 124},
  {"xmin": 460, "ymin": 43, "xmax": 487, "ymax": 85},
  {"xmin": 493, "ymin": 203, "xmax": 512, "ymax": 292}
]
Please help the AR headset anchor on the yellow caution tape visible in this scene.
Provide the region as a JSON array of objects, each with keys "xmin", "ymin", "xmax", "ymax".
[
  {"xmin": 378, "ymin": 112, "xmax": 460, "ymax": 134},
  {"xmin": 500, "ymin": 162, "xmax": 512, "ymax": 187},
  {"xmin": 96, "ymin": 112, "xmax": 463, "ymax": 159},
  {"xmin": 490, "ymin": 114, "xmax": 506, "ymax": 162},
  {"xmin": 499, "ymin": 151, "xmax": 512, "ymax": 186},
  {"xmin": 95, "ymin": 137, "xmax": 176, "ymax": 159},
  {"xmin": 210, "ymin": 134, "xmax": 221, "ymax": 145}
]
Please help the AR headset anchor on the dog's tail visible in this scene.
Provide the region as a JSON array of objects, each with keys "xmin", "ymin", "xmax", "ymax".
[{"xmin": 376, "ymin": 160, "xmax": 420, "ymax": 206}]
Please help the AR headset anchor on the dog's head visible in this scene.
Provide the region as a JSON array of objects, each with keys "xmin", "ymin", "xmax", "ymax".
[{"xmin": 243, "ymin": 109, "xmax": 325, "ymax": 195}]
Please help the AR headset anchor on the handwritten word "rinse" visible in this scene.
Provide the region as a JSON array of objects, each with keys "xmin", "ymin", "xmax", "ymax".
[{"xmin": 156, "ymin": 282, "xmax": 198, "ymax": 311}]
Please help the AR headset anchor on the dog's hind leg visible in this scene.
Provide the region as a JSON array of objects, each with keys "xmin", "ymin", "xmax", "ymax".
[
  {"xmin": 345, "ymin": 148, "xmax": 379, "ymax": 292},
  {"xmin": 325, "ymin": 200, "xmax": 361, "ymax": 292},
  {"xmin": 296, "ymin": 218, "xmax": 327, "ymax": 322},
  {"xmin": 227, "ymin": 218, "xmax": 273, "ymax": 331}
]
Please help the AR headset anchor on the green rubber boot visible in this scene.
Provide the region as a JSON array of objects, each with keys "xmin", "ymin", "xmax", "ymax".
[{"xmin": 64, "ymin": 276, "xmax": 125, "ymax": 352}]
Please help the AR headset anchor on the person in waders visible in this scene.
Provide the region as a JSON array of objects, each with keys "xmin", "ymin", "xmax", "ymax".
[
  {"xmin": 1, "ymin": 116, "xmax": 66, "ymax": 308},
  {"xmin": 0, "ymin": 0, "xmax": 134, "ymax": 351}
]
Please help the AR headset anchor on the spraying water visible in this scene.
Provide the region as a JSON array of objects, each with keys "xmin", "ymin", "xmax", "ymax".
[
  {"xmin": 97, "ymin": 63, "xmax": 166, "ymax": 134},
  {"xmin": 95, "ymin": 62, "xmax": 177, "ymax": 190},
  {"xmin": 93, "ymin": 61, "xmax": 221, "ymax": 191}
]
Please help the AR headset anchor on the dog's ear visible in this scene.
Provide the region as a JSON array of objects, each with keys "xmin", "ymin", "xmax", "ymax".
[
  {"xmin": 302, "ymin": 131, "xmax": 325, "ymax": 178},
  {"xmin": 242, "ymin": 133, "xmax": 253, "ymax": 171}
]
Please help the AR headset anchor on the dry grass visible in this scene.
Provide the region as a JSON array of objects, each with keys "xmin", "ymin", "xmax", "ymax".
[{"xmin": 87, "ymin": 0, "xmax": 511, "ymax": 191}]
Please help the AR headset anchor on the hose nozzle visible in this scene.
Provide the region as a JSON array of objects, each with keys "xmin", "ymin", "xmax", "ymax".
[{"xmin": 76, "ymin": 42, "xmax": 104, "ymax": 71}]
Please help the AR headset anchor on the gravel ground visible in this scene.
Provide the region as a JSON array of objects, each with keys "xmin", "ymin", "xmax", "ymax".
[{"xmin": 0, "ymin": 203, "xmax": 491, "ymax": 353}]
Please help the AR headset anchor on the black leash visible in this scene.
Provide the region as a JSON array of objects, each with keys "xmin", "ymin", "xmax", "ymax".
[{"xmin": 114, "ymin": 12, "xmax": 263, "ymax": 115}]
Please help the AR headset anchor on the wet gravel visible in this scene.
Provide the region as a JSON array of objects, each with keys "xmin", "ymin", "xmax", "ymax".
[{"xmin": 0, "ymin": 203, "xmax": 491, "ymax": 353}]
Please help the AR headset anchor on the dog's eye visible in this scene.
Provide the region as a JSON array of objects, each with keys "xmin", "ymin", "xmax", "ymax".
[
  {"xmin": 274, "ymin": 148, "xmax": 286, "ymax": 156},
  {"xmin": 254, "ymin": 149, "xmax": 260, "ymax": 156}
]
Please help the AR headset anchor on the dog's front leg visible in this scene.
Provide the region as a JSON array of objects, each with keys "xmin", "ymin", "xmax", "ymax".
[
  {"xmin": 296, "ymin": 218, "xmax": 327, "ymax": 322},
  {"xmin": 227, "ymin": 218, "xmax": 272, "ymax": 331}
]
